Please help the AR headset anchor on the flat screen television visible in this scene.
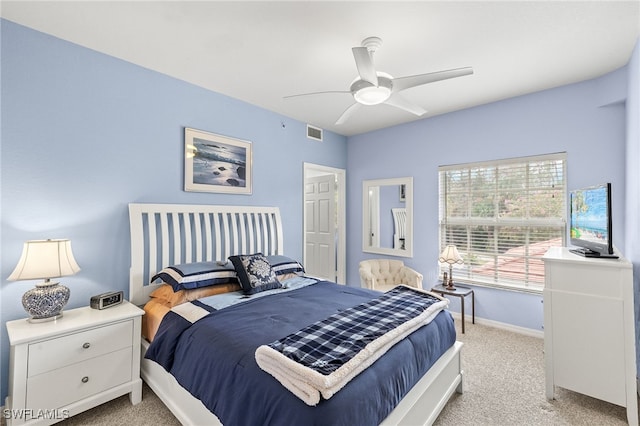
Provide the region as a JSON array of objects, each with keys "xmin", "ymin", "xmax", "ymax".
[{"xmin": 569, "ymin": 182, "xmax": 617, "ymax": 258}]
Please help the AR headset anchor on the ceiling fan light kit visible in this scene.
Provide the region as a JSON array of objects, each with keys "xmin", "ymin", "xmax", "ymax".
[
  {"xmin": 351, "ymin": 75, "xmax": 392, "ymax": 105},
  {"xmin": 286, "ymin": 36, "xmax": 473, "ymax": 125}
]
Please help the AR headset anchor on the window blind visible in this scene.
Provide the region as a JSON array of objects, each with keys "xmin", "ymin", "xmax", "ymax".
[{"xmin": 438, "ymin": 153, "xmax": 566, "ymax": 291}]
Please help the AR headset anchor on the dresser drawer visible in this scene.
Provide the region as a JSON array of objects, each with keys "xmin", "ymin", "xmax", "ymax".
[
  {"xmin": 28, "ymin": 320, "xmax": 133, "ymax": 377},
  {"xmin": 26, "ymin": 346, "xmax": 133, "ymax": 410}
]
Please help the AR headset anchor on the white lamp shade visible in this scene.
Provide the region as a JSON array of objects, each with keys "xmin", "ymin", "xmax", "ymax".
[
  {"xmin": 438, "ymin": 245, "xmax": 463, "ymax": 265},
  {"xmin": 8, "ymin": 239, "xmax": 80, "ymax": 281}
]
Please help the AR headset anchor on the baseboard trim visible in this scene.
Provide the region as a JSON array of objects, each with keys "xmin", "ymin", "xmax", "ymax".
[{"xmin": 448, "ymin": 312, "xmax": 544, "ymax": 339}]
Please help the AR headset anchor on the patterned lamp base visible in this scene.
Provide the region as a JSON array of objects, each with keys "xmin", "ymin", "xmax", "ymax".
[{"xmin": 22, "ymin": 282, "xmax": 70, "ymax": 323}]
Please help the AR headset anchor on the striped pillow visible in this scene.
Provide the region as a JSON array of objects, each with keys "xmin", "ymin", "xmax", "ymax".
[
  {"xmin": 152, "ymin": 261, "xmax": 238, "ymax": 291},
  {"xmin": 266, "ymin": 255, "xmax": 305, "ymax": 276}
]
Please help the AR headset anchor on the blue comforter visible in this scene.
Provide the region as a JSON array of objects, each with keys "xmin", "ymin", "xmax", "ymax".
[{"xmin": 146, "ymin": 281, "xmax": 456, "ymax": 426}]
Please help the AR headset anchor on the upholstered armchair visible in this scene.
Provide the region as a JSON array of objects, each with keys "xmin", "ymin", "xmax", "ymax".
[{"xmin": 359, "ymin": 259, "xmax": 423, "ymax": 292}]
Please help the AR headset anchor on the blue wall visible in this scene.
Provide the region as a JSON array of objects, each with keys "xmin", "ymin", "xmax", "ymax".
[
  {"xmin": 625, "ymin": 40, "xmax": 640, "ymax": 378},
  {"xmin": 0, "ymin": 20, "xmax": 347, "ymax": 401},
  {"xmin": 347, "ymin": 64, "xmax": 630, "ymax": 332}
]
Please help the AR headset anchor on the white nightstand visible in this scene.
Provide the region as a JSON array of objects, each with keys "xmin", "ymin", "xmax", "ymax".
[{"xmin": 4, "ymin": 301, "xmax": 144, "ymax": 425}]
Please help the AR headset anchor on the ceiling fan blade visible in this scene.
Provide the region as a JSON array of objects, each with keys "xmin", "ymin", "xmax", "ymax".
[
  {"xmin": 283, "ymin": 90, "xmax": 351, "ymax": 100},
  {"xmin": 335, "ymin": 103, "xmax": 362, "ymax": 125},
  {"xmin": 392, "ymin": 67, "xmax": 473, "ymax": 92},
  {"xmin": 385, "ymin": 93, "xmax": 427, "ymax": 116},
  {"xmin": 352, "ymin": 46, "xmax": 378, "ymax": 86}
]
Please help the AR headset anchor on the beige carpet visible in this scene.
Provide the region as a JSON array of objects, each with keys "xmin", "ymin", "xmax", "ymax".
[
  {"xmin": 61, "ymin": 320, "xmax": 633, "ymax": 425},
  {"xmin": 435, "ymin": 321, "xmax": 631, "ymax": 425}
]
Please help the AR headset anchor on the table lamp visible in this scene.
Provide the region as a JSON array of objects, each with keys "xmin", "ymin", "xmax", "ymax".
[
  {"xmin": 439, "ymin": 245, "xmax": 463, "ymax": 290},
  {"xmin": 8, "ymin": 239, "xmax": 80, "ymax": 322}
]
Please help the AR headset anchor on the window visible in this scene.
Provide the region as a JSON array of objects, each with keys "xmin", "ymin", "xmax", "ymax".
[{"xmin": 439, "ymin": 153, "xmax": 566, "ymax": 292}]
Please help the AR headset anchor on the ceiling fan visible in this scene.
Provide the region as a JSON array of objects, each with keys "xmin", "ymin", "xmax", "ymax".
[{"xmin": 285, "ymin": 36, "xmax": 473, "ymax": 125}]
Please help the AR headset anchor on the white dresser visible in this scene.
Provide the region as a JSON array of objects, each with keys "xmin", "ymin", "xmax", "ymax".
[
  {"xmin": 5, "ymin": 301, "xmax": 144, "ymax": 425},
  {"xmin": 542, "ymin": 247, "xmax": 637, "ymax": 425}
]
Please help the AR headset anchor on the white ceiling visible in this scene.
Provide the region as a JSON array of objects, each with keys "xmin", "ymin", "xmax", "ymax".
[{"xmin": 2, "ymin": 1, "xmax": 639, "ymax": 136}]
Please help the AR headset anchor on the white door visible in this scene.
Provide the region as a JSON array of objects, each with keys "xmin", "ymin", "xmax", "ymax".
[{"xmin": 304, "ymin": 174, "xmax": 336, "ymax": 281}]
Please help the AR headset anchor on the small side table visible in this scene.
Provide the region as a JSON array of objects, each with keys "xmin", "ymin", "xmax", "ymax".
[
  {"xmin": 5, "ymin": 301, "xmax": 144, "ymax": 425},
  {"xmin": 431, "ymin": 283, "xmax": 475, "ymax": 333}
]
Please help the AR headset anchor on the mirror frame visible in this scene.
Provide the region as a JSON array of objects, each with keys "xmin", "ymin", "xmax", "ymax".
[{"xmin": 362, "ymin": 177, "xmax": 413, "ymax": 257}]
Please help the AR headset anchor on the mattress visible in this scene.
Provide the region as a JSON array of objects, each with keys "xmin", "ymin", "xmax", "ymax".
[{"xmin": 144, "ymin": 280, "xmax": 456, "ymax": 426}]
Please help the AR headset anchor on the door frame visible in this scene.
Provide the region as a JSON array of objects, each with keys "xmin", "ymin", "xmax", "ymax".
[{"xmin": 303, "ymin": 162, "xmax": 346, "ymax": 284}]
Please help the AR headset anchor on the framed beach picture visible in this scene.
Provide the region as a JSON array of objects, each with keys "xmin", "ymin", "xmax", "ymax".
[{"xmin": 184, "ymin": 128, "xmax": 252, "ymax": 194}]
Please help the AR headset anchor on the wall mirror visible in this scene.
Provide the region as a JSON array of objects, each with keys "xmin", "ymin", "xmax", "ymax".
[{"xmin": 362, "ymin": 177, "xmax": 413, "ymax": 257}]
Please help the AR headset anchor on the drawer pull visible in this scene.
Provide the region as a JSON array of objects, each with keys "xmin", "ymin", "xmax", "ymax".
[
  {"xmin": 81, "ymin": 376, "xmax": 89, "ymax": 383},
  {"xmin": 82, "ymin": 342, "xmax": 91, "ymax": 349}
]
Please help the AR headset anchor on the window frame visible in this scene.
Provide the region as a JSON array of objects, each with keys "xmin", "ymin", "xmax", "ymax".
[{"xmin": 438, "ymin": 152, "xmax": 567, "ymax": 293}]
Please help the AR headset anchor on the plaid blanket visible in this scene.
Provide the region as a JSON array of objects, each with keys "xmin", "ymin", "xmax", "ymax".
[{"xmin": 255, "ymin": 285, "xmax": 449, "ymax": 405}]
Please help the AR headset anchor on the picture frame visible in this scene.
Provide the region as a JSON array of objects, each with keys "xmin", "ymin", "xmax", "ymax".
[{"xmin": 184, "ymin": 127, "xmax": 252, "ymax": 194}]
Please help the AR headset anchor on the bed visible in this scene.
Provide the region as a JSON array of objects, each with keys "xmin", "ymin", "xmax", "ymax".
[{"xmin": 128, "ymin": 203, "xmax": 463, "ymax": 425}]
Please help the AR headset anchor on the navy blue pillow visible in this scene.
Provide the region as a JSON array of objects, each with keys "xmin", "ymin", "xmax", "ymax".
[
  {"xmin": 229, "ymin": 253, "xmax": 282, "ymax": 295},
  {"xmin": 266, "ymin": 255, "xmax": 305, "ymax": 276},
  {"xmin": 152, "ymin": 261, "xmax": 238, "ymax": 292}
]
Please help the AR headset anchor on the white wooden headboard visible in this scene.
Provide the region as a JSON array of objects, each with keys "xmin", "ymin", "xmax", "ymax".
[{"xmin": 128, "ymin": 203, "xmax": 284, "ymax": 306}]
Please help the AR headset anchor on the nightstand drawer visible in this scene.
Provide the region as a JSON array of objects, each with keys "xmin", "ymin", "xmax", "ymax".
[
  {"xmin": 28, "ymin": 320, "xmax": 133, "ymax": 377},
  {"xmin": 26, "ymin": 346, "xmax": 133, "ymax": 410}
]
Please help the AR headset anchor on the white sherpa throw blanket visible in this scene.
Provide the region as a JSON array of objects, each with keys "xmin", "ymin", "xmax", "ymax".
[{"xmin": 254, "ymin": 285, "xmax": 449, "ymax": 406}]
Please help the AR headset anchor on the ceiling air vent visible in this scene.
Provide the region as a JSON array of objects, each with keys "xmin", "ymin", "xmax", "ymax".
[{"xmin": 307, "ymin": 124, "xmax": 323, "ymax": 142}]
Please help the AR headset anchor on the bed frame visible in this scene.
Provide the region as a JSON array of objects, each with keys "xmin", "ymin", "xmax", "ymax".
[{"xmin": 128, "ymin": 203, "xmax": 464, "ymax": 425}]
